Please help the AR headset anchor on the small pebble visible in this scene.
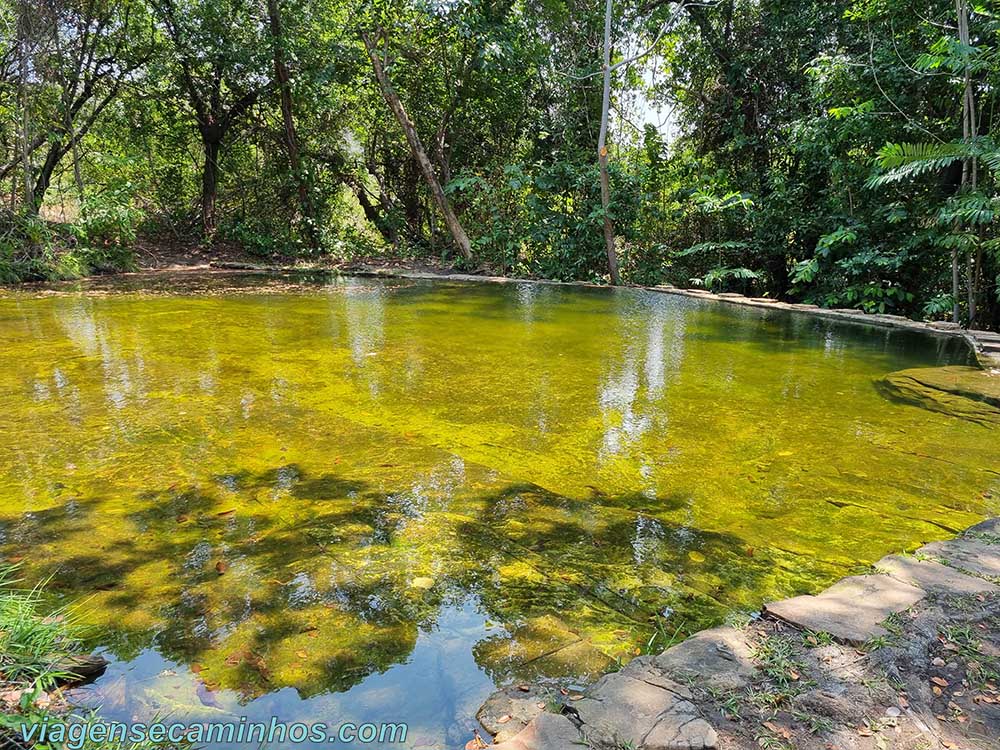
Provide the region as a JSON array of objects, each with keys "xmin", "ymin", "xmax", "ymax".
[{"xmin": 932, "ymin": 657, "xmax": 946, "ymax": 667}]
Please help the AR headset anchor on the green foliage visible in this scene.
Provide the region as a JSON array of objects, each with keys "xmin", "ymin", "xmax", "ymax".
[
  {"xmin": 0, "ymin": 0, "xmax": 997, "ymax": 327},
  {"xmin": 0, "ymin": 568, "xmax": 80, "ymax": 689}
]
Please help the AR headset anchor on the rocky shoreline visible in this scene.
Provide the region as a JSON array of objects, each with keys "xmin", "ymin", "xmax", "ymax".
[{"xmin": 472, "ymin": 518, "xmax": 1000, "ymax": 750}]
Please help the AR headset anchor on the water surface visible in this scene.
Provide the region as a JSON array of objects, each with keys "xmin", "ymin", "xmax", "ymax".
[{"xmin": 0, "ymin": 273, "xmax": 996, "ymax": 748}]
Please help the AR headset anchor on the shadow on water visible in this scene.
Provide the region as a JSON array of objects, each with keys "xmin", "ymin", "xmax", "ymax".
[
  {"xmin": 1, "ymin": 275, "xmax": 997, "ymax": 746},
  {"xmin": 0, "ymin": 464, "xmax": 813, "ymax": 704}
]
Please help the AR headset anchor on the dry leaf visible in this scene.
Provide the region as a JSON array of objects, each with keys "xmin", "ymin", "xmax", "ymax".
[
  {"xmin": 763, "ymin": 722, "xmax": 791, "ymax": 739},
  {"xmin": 931, "ymin": 677, "xmax": 949, "ymax": 687},
  {"xmin": 296, "ymin": 650, "xmax": 308, "ymax": 659},
  {"xmin": 497, "ymin": 715, "xmax": 512, "ymax": 725}
]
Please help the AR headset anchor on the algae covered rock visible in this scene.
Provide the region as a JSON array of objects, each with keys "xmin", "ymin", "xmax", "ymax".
[{"xmin": 877, "ymin": 366, "xmax": 1000, "ymax": 425}]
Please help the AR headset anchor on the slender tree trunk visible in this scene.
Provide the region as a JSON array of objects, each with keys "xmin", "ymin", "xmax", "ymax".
[
  {"xmin": 201, "ymin": 135, "xmax": 221, "ymax": 236},
  {"xmin": 361, "ymin": 30, "xmax": 473, "ymax": 262},
  {"xmin": 598, "ymin": 0, "xmax": 622, "ymax": 285},
  {"xmin": 267, "ymin": 0, "xmax": 318, "ymax": 249},
  {"xmin": 957, "ymin": 0, "xmax": 977, "ymax": 325},
  {"xmin": 17, "ymin": 4, "xmax": 34, "ymax": 211}
]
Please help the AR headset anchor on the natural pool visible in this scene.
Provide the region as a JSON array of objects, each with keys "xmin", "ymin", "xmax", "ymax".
[{"xmin": 0, "ymin": 272, "xmax": 997, "ymax": 748}]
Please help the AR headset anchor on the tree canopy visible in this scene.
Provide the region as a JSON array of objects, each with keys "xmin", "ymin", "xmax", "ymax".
[{"xmin": 2, "ymin": 0, "xmax": 998, "ymax": 328}]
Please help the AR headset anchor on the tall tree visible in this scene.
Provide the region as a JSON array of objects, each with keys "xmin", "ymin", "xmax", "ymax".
[
  {"xmin": 152, "ymin": 0, "xmax": 270, "ymax": 236},
  {"xmin": 360, "ymin": 27, "xmax": 473, "ymax": 262},
  {"xmin": 266, "ymin": 0, "xmax": 317, "ymax": 248}
]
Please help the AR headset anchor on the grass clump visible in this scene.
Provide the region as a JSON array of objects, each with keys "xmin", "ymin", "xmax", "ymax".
[
  {"xmin": 0, "ymin": 568, "xmax": 174, "ymax": 750},
  {"xmin": 0, "ymin": 568, "xmax": 81, "ymax": 690}
]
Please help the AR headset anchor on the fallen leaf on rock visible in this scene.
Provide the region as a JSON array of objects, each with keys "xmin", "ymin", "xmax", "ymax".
[
  {"xmin": 296, "ymin": 651, "xmax": 308, "ymax": 659},
  {"xmin": 857, "ymin": 726, "xmax": 873, "ymax": 737},
  {"xmin": 931, "ymin": 677, "xmax": 949, "ymax": 687},
  {"xmin": 535, "ymin": 702, "xmax": 546, "ymax": 709},
  {"xmin": 933, "ymin": 687, "xmax": 943, "ymax": 696},
  {"xmin": 517, "ymin": 685, "xmax": 530, "ymax": 692},
  {"xmin": 465, "ymin": 730, "xmax": 488, "ymax": 750},
  {"xmin": 497, "ymin": 715, "xmax": 512, "ymax": 725}
]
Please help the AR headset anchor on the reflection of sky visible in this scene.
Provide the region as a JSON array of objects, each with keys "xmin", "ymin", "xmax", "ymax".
[
  {"xmin": 72, "ymin": 601, "xmax": 495, "ymax": 750},
  {"xmin": 1, "ymin": 275, "xmax": 994, "ymax": 750}
]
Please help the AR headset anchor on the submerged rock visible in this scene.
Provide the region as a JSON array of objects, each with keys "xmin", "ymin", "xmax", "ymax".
[{"xmin": 877, "ymin": 366, "xmax": 1000, "ymax": 425}]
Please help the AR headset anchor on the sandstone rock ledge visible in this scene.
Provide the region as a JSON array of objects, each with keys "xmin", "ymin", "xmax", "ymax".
[{"xmin": 476, "ymin": 518, "xmax": 1000, "ymax": 750}]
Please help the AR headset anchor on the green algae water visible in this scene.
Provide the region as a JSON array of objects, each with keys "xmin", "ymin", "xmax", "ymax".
[{"xmin": 0, "ymin": 272, "xmax": 997, "ymax": 747}]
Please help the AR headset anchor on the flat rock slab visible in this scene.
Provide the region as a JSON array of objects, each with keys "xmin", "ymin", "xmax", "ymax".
[
  {"xmin": 876, "ymin": 554, "xmax": 1000, "ymax": 596},
  {"xmin": 765, "ymin": 575, "xmax": 925, "ymax": 645},
  {"xmin": 968, "ymin": 518, "xmax": 1000, "ymax": 537},
  {"xmin": 651, "ymin": 626, "xmax": 756, "ymax": 692},
  {"xmin": 919, "ymin": 538, "xmax": 1000, "ymax": 579},
  {"xmin": 574, "ymin": 672, "xmax": 717, "ymax": 749},
  {"xmin": 487, "ymin": 712, "xmax": 584, "ymax": 750}
]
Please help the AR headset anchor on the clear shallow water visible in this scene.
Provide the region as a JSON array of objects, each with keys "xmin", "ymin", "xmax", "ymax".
[{"xmin": 0, "ymin": 273, "xmax": 997, "ymax": 748}]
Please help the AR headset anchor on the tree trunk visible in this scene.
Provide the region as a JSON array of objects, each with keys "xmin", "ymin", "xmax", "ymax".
[
  {"xmin": 598, "ymin": 0, "xmax": 622, "ymax": 285},
  {"xmin": 361, "ymin": 31, "xmax": 473, "ymax": 262},
  {"xmin": 17, "ymin": 3, "xmax": 34, "ymax": 211},
  {"xmin": 956, "ymin": 0, "xmax": 976, "ymax": 325},
  {"xmin": 267, "ymin": 0, "xmax": 318, "ymax": 249},
  {"xmin": 201, "ymin": 135, "xmax": 221, "ymax": 236},
  {"xmin": 32, "ymin": 142, "xmax": 64, "ymax": 211}
]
